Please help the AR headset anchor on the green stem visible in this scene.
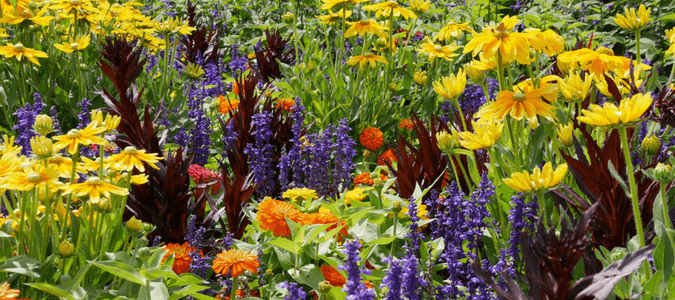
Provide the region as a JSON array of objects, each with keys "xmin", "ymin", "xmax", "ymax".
[
  {"xmin": 231, "ymin": 275, "xmax": 239, "ymax": 300},
  {"xmin": 661, "ymin": 182, "xmax": 672, "ymax": 230},
  {"xmin": 506, "ymin": 118, "xmax": 520, "ymax": 170},
  {"xmin": 17, "ymin": 192, "xmax": 27, "ymax": 255},
  {"xmin": 635, "ymin": 30, "xmax": 641, "ymax": 64},
  {"xmin": 619, "ymin": 127, "xmax": 645, "ymax": 248},
  {"xmin": 61, "ymin": 149, "xmax": 79, "ymax": 241},
  {"xmin": 452, "ymin": 96, "xmax": 468, "ymax": 131},
  {"xmin": 496, "ymin": 52, "xmax": 506, "ymax": 91},
  {"xmin": 292, "ymin": 0, "xmax": 299, "ymax": 63}
]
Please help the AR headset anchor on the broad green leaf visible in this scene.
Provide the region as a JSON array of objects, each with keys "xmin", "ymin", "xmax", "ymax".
[
  {"xmin": 90, "ymin": 260, "xmax": 145, "ymax": 285},
  {"xmin": 364, "ymin": 236, "xmax": 396, "ymax": 246},
  {"xmin": 25, "ymin": 282, "xmax": 70, "ymax": 297},
  {"xmin": 268, "ymin": 238, "xmax": 302, "ymax": 255},
  {"xmin": 0, "ymin": 255, "xmax": 41, "ymax": 277}
]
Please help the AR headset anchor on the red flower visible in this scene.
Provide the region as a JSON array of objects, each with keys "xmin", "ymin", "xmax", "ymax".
[{"xmin": 188, "ymin": 164, "xmax": 222, "ymax": 195}]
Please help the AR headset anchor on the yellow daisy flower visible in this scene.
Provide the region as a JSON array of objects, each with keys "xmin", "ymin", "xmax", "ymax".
[
  {"xmin": 282, "ymin": 187, "xmax": 318, "ymax": 203},
  {"xmin": 463, "ymin": 15, "xmax": 530, "ymax": 64},
  {"xmin": 458, "ymin": 120, "xmax": 504, "ymax": 150},
  {"xmin": 435, "ymin": 21, "xmax": 472, "ymax": 41},
  {"xmin": 106, "ymin": 146, "xmax": 162, "ymax": 172},
  {"xmin": 54, "ymin": 35, "xmax": 91, "ymax": 53},
  {"xmin": 60, "ymin": 176, "xmax": 129, "ymax": 203},
  {"xmin": 363, "ymin": 1, "xmax": 416, "ymax": 20},
  {"xmin": 577, "ymin": 93, "xmax": 652, "ymax": 127},
  {"xmin": 316, "ymin": 9, "xmax": 351, "ymax": 26},
  {"xmin": 614, "ymin": 4, "xmax": 650, "ymax": 31},
  {"xmin": 408, "ymin": 0, "xmax": 429, "ymax": 14},
  {"xmin": 476, "ymin": 85, "xmax": 558, "ymax": 123},
  {"xmin": 557, "ymin": 47, "xmax": 630, "ymax": 77},
  {"xmin": 523, "ymin": 28, "xmax": 565, "ymax": 57},
  {"xmin": 417, "ymin": 39, "xmax": 459, "ymax": 61},
  {"xmin": 52, "ymin": 122, "xmax": 107, "ymax": 154},
  {"xmin": 558, "ymin": 71, "xmax": 594, "ymax": 102},
  {"xmin": 320, "ymin": 0, "xmax": 368, "ymax": 10},
  {"xmin": 502, "ymin": 162, "xmax": 568, "ymax": 193},
  {"xmin": 0, "ymin": 42, "xmax": 48, "ymax": 66},
  {"xmin": 346, "ymin": 53, "xmax": 388, "ymax": 70},
  {"xmin": 345, "ymin": 19, "xmax": 387, "ymax": 38},
  {"xmin": 3, "ymin": 163, "xmax": 60, "ymax": 191}
]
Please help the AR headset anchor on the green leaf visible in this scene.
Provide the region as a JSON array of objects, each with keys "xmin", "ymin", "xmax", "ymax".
[
  {"xmin": 607, "ymin": 161, "xmax": 630, "ymax": 198},
  {"xmin": 90, "ymin": 260, "xmax": 145, "ymax": 285},
  {"xmin": 364, "ymin": 236, "xmax": 396, "ymax": 246},
  {"xmin": 167, "ymin": 283, "xmax": 210, "ymax": 300},
  {"xmin": 268, "ymin": 238, "xmax": 302, "ymax": 255},
  {"xmin": 0, "ymin": 255, "xmax": 42, "ymax": 277},
  {"xmin": 25, "ymin": 282, "xmax": 71, "ymax": 297},
  {"xmin": 654, "ymin": 222, "xmax": 674, "ymax": 284},
  {"xmin": 305, "ymin": 224, "xmax": 333, "ymax": 245}
]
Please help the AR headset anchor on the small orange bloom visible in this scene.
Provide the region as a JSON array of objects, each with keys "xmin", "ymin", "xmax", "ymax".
[
  {"xmin": 377, "ymin": 149, "xmax": 397, "ymax": 165},
  {"xmin": 162, "ymin": 242, "xmax": 198, "ymax": 275},
  {"xmin": 302, "ymin": 207, "xmax": 349, "ymax": 242},
  {"xmin": 360, "ymin": 127, "xmax": 383, "ymax": 150},
  {"xmin": 218, "ymin": 95, "xmax": 240, "ymax": 115},
  {"xmin": 320, "ymin": 265, "xmax": 347, "ymax": 287},
  {"xmin": 353, "ymin": 173, "xmax": 374, "ymax": 185},
  {"xmin": 212, "ymin": 249, "xmax": 259, "ymax": 278},
  {"xmin": 276, "ymin": 98, "xmax": 296, "ymax": 111},
  {"xmin": 232, "ymin": 82, "xmax": 243, "ymax": 95},
  {"xmin": 399, "ymin": 119, "xmax": 415, "ymax": 130},
  {"xmin": 256, "ymin": 198, "xmax": 304, "ymax": 237}
]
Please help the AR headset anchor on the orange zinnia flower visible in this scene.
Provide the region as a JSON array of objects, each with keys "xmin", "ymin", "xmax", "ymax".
[
  {"xmin": 360, "ymin": 127, "xmax": 383, "ymax": 150},
  {"xmin": 276, "ymin": 98, "xmax": 296, "ymax": 111},
  {"xmin": 399, "ymin": 119, "xmax": 415, "ymax": 130},
  {"xmin": 162, "ymin": 242, "xmax": 198, "ymax": 275},
  {"xmin": 353, "ymin": 173, "xmax": 374, "ymax": 185},
  {"xmin": 302, "ymin": 207, "xmax": 349, "ymax": 242},
  {"xmin": 232, "ymin": 82, "xmax": 243, "ymax": 95},
  {"xmin": 218, "ymin": 95, "xmax": 240, "ymax": 115},
  {"xmin": 212, "ymin": 248, "xmax": 259, "ymax": 278},
  {"xmin": 377, "ymin": 148, "xmax": 397, "ymax": 165},
  {"xmin": 256, "ymin": 198, "xmax": 304, "ymax": 237},
  {"xmin": 320, "ymin": 265, "xmax": 347, "ymax": 287}
]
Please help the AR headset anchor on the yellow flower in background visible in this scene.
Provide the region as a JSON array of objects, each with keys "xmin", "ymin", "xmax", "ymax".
[
  {"xmin": 153, "ymin": 16, "xmax": 196, "ymax": 35},
  {"xmin": 90, "ymin": 110, "xmax": 121, "ymax": 132},
  {"xmin": 557, "ymin": 123, "xmax": 574, "ymax": 147},
  {"xmin": 60, "ymin": 176, "xmax": 129, "ymax": 203},
  {"xmin": 577, "ymin": 93, "xmax": 653, "ymax": 126},
  {"xmin": 417, "ymin": 39, "xmax": 459, "ymax": 61},
  {"xmin": 408, "ymin": 0, "xmax": 429, "ymax": 14},
  {"xmin": 558, "ymin": 71, "xmax": 593, "ymax": 102},
  {"xmin": 614, "ymin": 4, "xmax": 650, "ymax": 31},
  {"xmin": 435, "ymin": 21, "xmax": 471, "ymax": 41},
  {"xmin": 413, "ymin": 70, "xmax": 427, "ymax": 85},
  {"xmin": 320, "ymin": 0, "xmax": 368, "ymax": 10},
  {"xmin": 464, "ymin": 60, "xmax": 485, "ymax": 83},
  {"xmin": 50, "ymin": 0, "xmax": 99, "ymax": 14},
  {"xmin": 0, "ymin": 42, "xmax": 48, "ymax": 66},
  {"xmin": 107, "ymin": 146, "xmax": 161, "ymax": 172},
  {"xmin": 476, "ymin": 85, "xmax": 557, "ymax": 123},
  {"xmin": 472, "ymin": 52, "xmax": 498, "ymax": 71},
  {"xmin": 316, "ymin": 9, "xmax": 351, "ymax": 26},
  {"xmin": 503, "ymin": 162, "xmax": 568, "ymax": 193},
  {"xmin": 458, "ymin": 120, "xmax": 504, "ymax": 150},
  {"xmin": 433, "ymin": 69, "xmax": 467, "ymax": 100},
  {"xmin": 54, "ymin": 35, "xmax": 91, "ymax": 53},
  {"xmin": 363, "ymin": 1, "xmax": 416, "ymax": 20},
  {"xmin": 344, "ymin": 187, "xmax": 369, "ymax": 205},
  {"xmin": 345, "ymin": 19, "xmax": 387, "ymax": 38},
  {"xmin": 524, "ymin": 28, "xmax": 564, "ymax": 56},
  {"xmin": 53, "ymin": 122, "xmax": 107, "ymax": 154},
  {"xmin": 0, "ymin": 135, "xmax": 21, "ymax": 156},
  {"xmin": 666, "ymin": 28, "xmax": 675, "ymax": 57},
  {"xmin": 282, "ymin": 187, "xmax": 318, "ymax": 203},
  {"xmin": 0, "ymin": 6, "xmax": 54, "ymax": 26},
  {"xmin": 3, "ymin": 163, "xmax": 60, "ymax": 191},
  {"xmin": 346, "ymin": 53, "xmax": 388, "ymax": 70},
  {"xmin": 557, "ymin": 47, "xmax": 629, "ymax": 76},
  {"xmin": 463, "ymin": 15, "xmax": 531, "ymax": 64}
]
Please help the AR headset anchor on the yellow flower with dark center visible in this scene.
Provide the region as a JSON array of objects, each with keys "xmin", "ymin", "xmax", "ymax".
[
  {"xmin": 614, "ymin": 4, "xmax": 650, "ymax": 31},
  {"xmin": 577, "ymin": 93, "xmax": 652, "ymax": 126},
  {"xmin": 346, "ymin": 53, "xmax": 388, "ymax": 70},
  {"xmin": 463, "ymin": 15, "xmax": 530, "ymax": 64},
  {"xmin": 559, "ymin": 71, "xmax": 593, "ymax": 102},
  {"xmin": 345, "ymin": 19, "xmax": 387, "ymax": 38},
  {"xmin": 320, "ymin": 0, "xmax": 368, "ymax": 10},
  {"xmin": 557, "ymin": 47, "xmax": 630, "ymax": 76},
  {"xmin": 3, "ymin": 163, "xmax": 60, "ymax": 191},
  {"xmin": 54, "ymin": 35, "xmax": 91, "ymax": 53},
  {"xmin": 106, "ymin": 146, "xmax": 161, "ymax": 172},
  {"xmin": 417, "ymin": 39, "xmax": 459, "ymax": 61},
  {"xmin": 0, "ymin": 42, "xmax": 48, "ymax": 66},
  {"xmin": 435, "ymin": 21, "xmax": 471, "ymax": 41},
  {"xmin": 476, "ymin": 85, "xmax": 558, "ymax": 123},
  {"xmin": 363, "ymin": 1, "xmax": 416, "ymax": 20},
  {"xmin": 316, "ymin": 9, "xmax": 352, "ymax": 26},
  {"xmin": 408, "ymin": 0, "xmax": 429, "ymax": 14},
  {"xmin": 433, "ymin": 69, "xmax": 467, "ymax": 100},
  {"xmin": 523, "ymin": 28, "xmax": 564, "ymax": 56},
  {"xmin": 153, "ymin": 17, "xmax": 196, "ymax": 35},
  {"xmin": 52, "ymin": 121, "xmax": 107, "ymax": 154},
  {"xmin": 60, "ymin": 176, "xmax": 129, "ymax": 203},
  {"xmin": 503, "ymin": 162, "xmax": 568, "ymax": 193},
  {"xmin": 458, "ymin": 120, "xmax": 503, "ymax": 150},
  {"xmin": 0, "ymin": 6, "xmax": 54, "ymax": 26}
]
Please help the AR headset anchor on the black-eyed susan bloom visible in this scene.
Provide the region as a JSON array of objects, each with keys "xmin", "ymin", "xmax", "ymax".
[
  {"xmin": 316, "ymin": 9, "xmax": 352, "ymax": 25},
  {"xmin": 557, "ymin": 47, "xmax": 629, "ymax": 77},
  {"xmin": 346, "ymin": 53, "xmax": 388, "ymax": 70},
  {"xmin": 60, "ymin": 176, "xmax": 129, "ymax": 203},
  {"xmin": 107, "ymin": 146, "xmax": 161, "ymax": 172},
  {"xmin": 0, "ymin": 6, "xmax": 54, "ymax": 26},
  {"xmin": 577, "ymin": 93, "xmax": 653, "ymax": 127},
  {"xmin": 54, "ymin": 35, "xmax": 91, "ymax": 53},
  {"xmin": 463, "ymin": 15, "xmax": 530, "ymax": 64},
  {"xmin": 345, "ymin": 19, "xmax": 387, "ymax": 38},
  {"xmin": 476, "ymin": 85, "xmax": 558, "ymax": 123},
  {"xmin": 52, "ymin": 122, "xmax": 107, "ymax": 154},
  {"xmin": 417, "ymin": 39, "xmax": 459, "ymax": 62},
  {"xmin": 432, "ymin": 69, "xmax": 467, "ymax": 100},
  {"xmin": 502, "ymin": 162, "xmax": 568, "ymax": 193},
  {"xmin": 458, "ymin": 120, "xmax": 504, "ymax": 150},
  {"xmin": 0, "ymin": 42, "xmax": 48, "ymax": 66},
  {"xmin": 363, "ymin": 1, "xmax": 416, "ymax": 20},
  {"xmin": 3, "ymin": 164, "xmax": 60, "ymax": 191},
  {"xmin": 435, "ymin": 21, "xmax": 471, "ymax": 41}
]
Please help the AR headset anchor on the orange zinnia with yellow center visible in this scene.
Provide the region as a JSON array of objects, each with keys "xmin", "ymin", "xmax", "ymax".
[
  {"xmin": 162, "ymin": 242, "xmax": 197, "ymax": 275},
  {"xmin": 256, "ymin": 198, "xmax": 303, "ymax": 237},
  {"xmin": 212, "ymin": 249, "xmax": 259, "ymax": 278}
]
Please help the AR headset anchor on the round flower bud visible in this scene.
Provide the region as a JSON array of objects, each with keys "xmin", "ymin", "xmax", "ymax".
[
  {"xmin": 282, "ymin": 12, "xmax": 295, "ymax": 24},
  {"xmin": 126, "ymin": 216, "xmax": 144, "ymax": 234},
  {"xmin": 59, "ymin": 274, "xmax": 72, "ymax": 284},
  {"xmin": 392, "ymin": 200, "xmax": 403, "ymax": 214},
  {"xmin": 436, "ymin": 131, "xmax": 459, "ymax": 153},
  {"xmin": 97, "ymin": 197, "xmax": 113, "ymax": 213},
  {"xmin": 58, "ymin": 240, "xmax": 74, "ymax": 257},
  {"xmin": 34, "ymin": 114, "xmax": 54, "ymax": 136},
  {"xmin": 30, "ymin": 136, "xmax": 54, "ymax": 159},
  {"xmin": 388, "ymin": 83, "xmax": 398, "ymax": 92},
  {"xmin": 319, "ymin": 281, "xmax": 332, "ymax": 294},
  {"xmin": 654, "ymin": 163, "xmax": 674, "ymax": 182},
  {"xmin": 641, "ymin": 135, "xmax": 660, "ymax": 156},
  {"xmin": 137, "ymin": 247, "xmax": 152, "ymax": 260},
  {"xmin": 556, "ymin": 123, "xmax": 574, "ymax": 147},
  {"xmin": 79, "ymin": 63, "xmax": 88, "ymax": 71},
  {"xmin": 413, "ymin": 70, "xmax": 427, "ymax": 85}
]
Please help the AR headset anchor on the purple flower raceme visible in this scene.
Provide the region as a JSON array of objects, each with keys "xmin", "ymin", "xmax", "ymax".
[
  {"xmin": 76, "ymin": 97, "xmax": 91, "ymax": 129},
  {"xmin": 13, "ymin": 93, "xmax": 44, "ymax": 155},
  {"xmin": 49, "ymin": 106, "xmax": 62, "ymax": 135},
  {"xmin": 185, "ymin": 82, "xmax": 214, "ymax": 165},
  {"xmin": 339, "ymin": 239, "xmax": 376, "ymax": 300},
  {"xmin": 333, "ymin": 118, "xmax": 357, "ymax": 191},
  {"xmin": 278, "ymin": 101, "xmax": 306, "ymax": 190},
  {"xmin": 174, "ymin": 127, "xmax": 190, "ymax": 147},
  {"xmin": 381, "ymin": 257, "xmax": 403, "ymax": 300},
  {"xmin": 278, "ymin": 281, "xmax": 306, "ymax": 300},
  {"xmin": 406, "ymin": 197, "xmax": 423, "ymax": 253},
  {"xmin": 245, "ymin": 111, "xmax": 276, "ymax": 197},
  {"xmin": 229, "ymin": 44, "xmax": 249, "ymax": 76},
  {"xmin": 507, "ymin": 194, "xmax": 538, "ymax": 260},
  {"xmin": 146, "ymin": 52, "xmax": 158, "ymax": 73},
  {"xmin": 185, "ymin": 215, "xmax": 211, "ymax": 277},
  {"xmin": 401, "ymin": 249, "xmax": 425, "ymax": 300}
]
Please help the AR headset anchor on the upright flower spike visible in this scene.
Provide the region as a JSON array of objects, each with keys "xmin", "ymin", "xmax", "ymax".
[
  {"xmin": 0, "ymin": 42, "xmax": 48, "ymax": 66},
  {"xmin": 614, "ymin": 4, "xmax": 651, "ymax": 31},
  {"xmin": 502, "ymin": 162, "xmax": 568, "ymax": 193},
  {"xmin": 577, "ymin": 93, "xmax": 653, "ymax": 126},
  {"xmin": 362, "ymin": 1, "xmax": 417, "ymax": 20}
]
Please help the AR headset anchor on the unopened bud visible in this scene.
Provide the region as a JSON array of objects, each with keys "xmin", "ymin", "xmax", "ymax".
[
  {"xmin": 319, "ymin": 281, "xmax": 332, "ymax": 294},
  {"xmin": 655, "ymin": 163, "xmax": 674, "ymax": 182},
  {"xmin": 436, "ymin": 131, "xmax": 459, "ymax": 152},
  {"xmin": 34, "ymin": 114, "xmax": 54, "ymax": 136},
  {"xmin": 392, "ymin": 200, "xmax": 403, "ymax": 213},
  {"xmin": 126, "ymin": 216, "xmax": 143, "ymax": 234},
  {"xmin": 282, "ymin": 12, "xmax": 295, "ymax": 24},
  {"xmin": 413, "ymin": 70, "xmax": 427, "ymax": 85},
  {"xmin": 557, "ymin": 123, "xmax": 574, "ymax": 147},
  {"xmin": 58, "ymin": 240, "xmax": 74, "ymax": 257},
  {"xmin": 641, "ymin": 135, "xmax": 660, "ymax": 156}
]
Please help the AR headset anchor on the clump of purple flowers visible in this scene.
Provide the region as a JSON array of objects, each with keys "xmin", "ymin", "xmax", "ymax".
[
  {"xmin": 507, "ymin": 194, "xmax": 538, "ymax": 260},
  {"xmin": 13, "ymin": 93, "xmax": 44, "ymax": 155},
  {"xmin": 339, "ymin": 239, "xmax": 376, "ymax": 300},
  {"xmin": 245, "ymin": 111, "xmax": 276, "ymax": 197},
  {"xmin": 185, "ymin": 215, "xmax": 211, "ymax": 277},
  {"xmin": 278, "ymin": 281, "xmax": 306, "ymax": 300}
]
